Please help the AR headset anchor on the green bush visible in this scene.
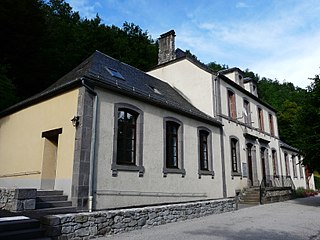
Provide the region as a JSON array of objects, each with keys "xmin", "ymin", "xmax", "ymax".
[
  {"xmin": 294, "ymin": 187, "xmax": 318, "ymax": 198},
  {"xmin": 314, "ymin": 175, "xmax": 320, "ymax": 190}
]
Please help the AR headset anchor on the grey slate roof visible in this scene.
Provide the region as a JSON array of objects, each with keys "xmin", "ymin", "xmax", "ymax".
[
  {"xmin": 280, "ymin": 141, "xmax": 299, "ymax": 153},
  {"xmin": 0, "ymin": 51, "xmax": 222, "ymax": 126}
]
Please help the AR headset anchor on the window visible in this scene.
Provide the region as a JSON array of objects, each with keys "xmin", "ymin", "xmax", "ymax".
[
  {"xmin": 230, "ymin": 137, "xmax": 241, "ymax": 175},
  {"xmin": 258, "ymin": 107, "xmax": 264, "ymax": 131},
  {"xmin": 299, "ymin": 156, "xmax": 304, "ymax": 179},
  {"xmin": 163, "ymin": 118, "xmax": 185, "ymax": 177},
  {"xmin": 116, "ymin": 109, "xmax": 138, "ymax": 165},
  {"xmin": 269, "ymin": 113, "xmax": 274, "ymax": 136},
  {"xmin": 166, "ymin": 121, "xmax": 179, "ymax": 168},
  {"xmin": 292, "ymin": 156, "xmax": 297, "ymax": 178},
  {"xmin": 112, "ymin": 104, "xmax": 144, "ymax": 177},
  {"xmin": 106, "ymin": 67, "xmax": 125, "ymax": 80},
  {"xmin": 284, "ymin": 153, "xmax": 290, "ymax": 176},
  {"xmin": 272, "ymin": 150, "xmax": 278, "ymax": 176},
  {"xmin": 243, "ymin": 99, "xmax": 251, "ymax": 126},
  {"xmin": 228, "ymin": 90, "xmax": 236, "ymax": 119},
  {"xmin": 198, "ymin": 128, "xmax": 214, "ymax": 178}
]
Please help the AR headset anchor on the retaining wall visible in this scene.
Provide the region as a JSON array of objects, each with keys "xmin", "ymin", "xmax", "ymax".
[
  {"xmin": 261, "ymin": 187, "xmax": 293, "ymax": 204},
  {"xmin": 0, "ymin": 188, "xmax": 36, "ymax": 211},
  {"xmin": 42, "ymin": 198, "xmax": 235, "ymax": 240}
]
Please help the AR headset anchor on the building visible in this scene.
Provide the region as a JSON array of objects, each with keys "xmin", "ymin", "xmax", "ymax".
[{"xmin": 0, "ymin": 30, "xmax": 314, "ymax": 212}]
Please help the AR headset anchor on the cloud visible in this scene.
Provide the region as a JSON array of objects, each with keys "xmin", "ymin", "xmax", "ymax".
[
  {"xmin": 236, "ymin": 2, "xmax": 251, "ymax": 8},
  {"xmin": 66, "ymin": 0, "xmax": 101, "ymax": 19}
]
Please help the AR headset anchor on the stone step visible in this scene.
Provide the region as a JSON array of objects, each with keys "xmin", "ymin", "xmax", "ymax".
[
  {"xmin": 37, "ymin": 190, "xmax": 63, "ymax": 196},
  {"xmin": 0, "ymin": 218, "xmax": 39, "ymax": 232},
  {"xmin": 37, "ymin": 195, "xmax": 68, "ymax": 202},
  {"xmin": 0, "ymin": 227, "xmax": 45, "ymax": 240},
  {"xmin": 36, "ymin": 200, "xmax": 72, "ymax": 209},
  {"xmin": 30, "ymin": 206, "xmax": 77, "ymax": 215}
]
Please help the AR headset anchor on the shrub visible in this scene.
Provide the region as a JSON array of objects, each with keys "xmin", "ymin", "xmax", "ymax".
[{"xmin": 294, "ymin": 187, "xmax": 318, "ymax": 198}]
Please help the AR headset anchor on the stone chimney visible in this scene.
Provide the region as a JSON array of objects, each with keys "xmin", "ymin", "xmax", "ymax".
[{"xmin": 158, "ymin": 30, "xmax": 176, "ymax": 65}]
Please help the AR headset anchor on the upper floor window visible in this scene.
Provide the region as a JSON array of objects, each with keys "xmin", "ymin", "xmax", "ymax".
[
  {"xmin": 228, "ymin": 90, "xmax": 236, "ymax": 119},
  {"xmin": 230, "ymin": 137, "xmax": 241, "ymax": 175},
  {"xmin": 258, "ymin": 107, "xmax": 264, "ymax": 131},
  {"xmin": 269, "ymin": 113, "xmax": 274, "ymax": 136},
  {"xmin": 112, "ymin": 104, "xmax": 144, "ymax": 177},
  {"xmin": 243, "ymin": 99, "xmax": 251, "ymax": 126},
  {"xmin": 197, "ymin": 128, "xmax": 215, "ymax": 178},
  {"xmin": 163, "ymin": 118, "xmax": 185, "ymax": 177}
]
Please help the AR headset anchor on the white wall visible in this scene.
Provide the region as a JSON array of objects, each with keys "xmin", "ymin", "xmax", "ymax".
[
  {"xmin": 148, "ymin": 59, "xmax": 215, "ymax": 117},
  {"xmin": 94, "ymin": 88, "xmax": 223, "ymax": 209}
]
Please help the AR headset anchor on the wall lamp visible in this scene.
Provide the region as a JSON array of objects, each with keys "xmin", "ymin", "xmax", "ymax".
[{"xmin": 71, "ymin": 116, "xmax": 80, "ymax": 127}]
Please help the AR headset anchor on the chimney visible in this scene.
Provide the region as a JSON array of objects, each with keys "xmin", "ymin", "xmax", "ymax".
[{"xmin": 158, "ymin": 30, "xmax": 176, "ymax": 65}]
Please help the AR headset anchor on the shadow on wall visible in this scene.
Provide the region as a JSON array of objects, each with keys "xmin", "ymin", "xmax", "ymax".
[{"xmin": 185, "ymin": 227, "xmax": 303, "ymax": 240}]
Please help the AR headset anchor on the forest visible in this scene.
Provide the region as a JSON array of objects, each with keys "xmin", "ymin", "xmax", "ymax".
[{"xmin": 0, "ymin": 0, "xmax": 319, "ymax": 172}]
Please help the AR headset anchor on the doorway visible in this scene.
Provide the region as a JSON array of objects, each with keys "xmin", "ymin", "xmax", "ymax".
[
  {"xmin": 247, "ymin": 144, "xmax": 253, "ymax": 186},
  {"xmin": 41, "ymin": 128, "xmax": 62, "ymax": 189},
  {"xmin": 260, "ymin": 147, "xmax": 267, "ymax": 181}
]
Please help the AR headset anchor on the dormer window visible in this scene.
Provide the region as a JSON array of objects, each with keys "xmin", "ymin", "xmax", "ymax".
[{"xmin": 106, "ymin": 67, "xmax": 125, "ymax": 80}]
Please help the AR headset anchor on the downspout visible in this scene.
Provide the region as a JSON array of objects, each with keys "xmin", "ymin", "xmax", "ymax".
[
  {"xmin": 81, "ymin": 79, "xmax": 98, "ymax": 212},
  {"xmin": 215, "ymin": 74, "xmax": 227, "ymax": 198}
]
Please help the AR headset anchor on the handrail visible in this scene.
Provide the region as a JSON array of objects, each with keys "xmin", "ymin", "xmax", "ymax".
[
  {"xmin": 0, "ymin": 170, "xmax": 41, "ymax": 178},
  {"xmin": 260, "ymin": 175, "xmax": 296, "ymax": 204}
]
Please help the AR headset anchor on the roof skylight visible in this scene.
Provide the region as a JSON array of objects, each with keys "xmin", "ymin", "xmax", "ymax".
[
  {"xmin": 148, "ymin": 85, "xmax": 162, "ymax": 95},
  {"xmin": 106, "ymin": 67, "xmax": 125, "ymax": 80}
]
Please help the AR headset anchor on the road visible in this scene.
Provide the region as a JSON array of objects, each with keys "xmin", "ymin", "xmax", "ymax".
[{"xmin": 98, "ymin": 196, "xmax": 320, "ymax": 240}]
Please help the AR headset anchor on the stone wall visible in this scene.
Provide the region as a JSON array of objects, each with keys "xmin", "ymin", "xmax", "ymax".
[
  {"xmin": 261, "ymin": 187, "xmax": 293, "ymax": 204},
  {"xmin": 42, "ymin": 198, "xmax": 235, "ymax": 240},
  {"xmin": 0, "ymin": 188, "xmax": 36, "ymax": 211}
]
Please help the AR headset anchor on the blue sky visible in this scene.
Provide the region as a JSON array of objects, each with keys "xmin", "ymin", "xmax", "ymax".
[{"xmin": 65, "ymin": 0, "xmax": 320, "ymax": 88}]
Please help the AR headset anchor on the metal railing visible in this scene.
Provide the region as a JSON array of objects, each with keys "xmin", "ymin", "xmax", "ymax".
[{"xmin": 260, "ymin": 175, "xmax": 295, "ymax": 204}]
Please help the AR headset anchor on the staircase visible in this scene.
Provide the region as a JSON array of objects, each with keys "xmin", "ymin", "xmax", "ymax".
[
  {"xmin": 34, "ymin": 190, "xmax": 76, "ymax": 215},
  {"xmin": 0, "ymin": 216, "xmax": 50, "ymax": 240},
  {"xmin": 240, "ymin": 187, "xmax": 261, "ymax": 204}
]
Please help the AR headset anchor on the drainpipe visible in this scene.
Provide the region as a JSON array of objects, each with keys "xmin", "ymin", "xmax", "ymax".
[{"xmin": 81, "ymin": 79, "xmax": 98, "ymax": 212}]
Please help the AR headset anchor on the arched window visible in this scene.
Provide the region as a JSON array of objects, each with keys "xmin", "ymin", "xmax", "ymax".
[
  {"xmin": 116, "ymin": 108, "xmax": 138, "ymax": 165},
  {"xmin": 163, "ymin": 117, "xmax": 185, "ymax": 177},
  {"xmin": 227, "ymin": 90, "xmax": 236, "ymax": 119},
  {"xmin": 198, "ymin": 127, "xmax": 214, "ymax": 178},
  {"xmin": 112, "ymin": 104, "xmax": 144, "ymax": 177},
  {"xmin": 230, "ymin": 137, "xmax": 241, "ymax": 175}
]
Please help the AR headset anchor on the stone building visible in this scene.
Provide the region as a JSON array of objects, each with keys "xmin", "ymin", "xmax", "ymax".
[{"xmin": 0, "ymin": 30, "xmax": 314, "ymax": 212}]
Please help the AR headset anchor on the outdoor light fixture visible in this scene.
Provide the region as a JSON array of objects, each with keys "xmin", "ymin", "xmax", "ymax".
[{"xmin": 71, "ymin": 116, "xmax": 80, "ymax": 127}]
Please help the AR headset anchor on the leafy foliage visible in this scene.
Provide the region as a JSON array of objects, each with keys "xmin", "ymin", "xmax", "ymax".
[{"xmin": 0, "ymin": 0, "xmax": 157, "ymax": 108}]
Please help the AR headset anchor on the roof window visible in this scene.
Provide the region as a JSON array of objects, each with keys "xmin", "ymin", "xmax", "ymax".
[
  {"xmin": 106, "ymin": 67, "xmax": 125, "ymax": 80},
  {"xmin": 148, "ymin": 85, "xmax": 162, "ymax": 95}
]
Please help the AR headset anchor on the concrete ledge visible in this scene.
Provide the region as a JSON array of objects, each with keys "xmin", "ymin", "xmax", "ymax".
[{"xmin": 42, "ymin": 198, "xmax": 235, "ymax": 239}]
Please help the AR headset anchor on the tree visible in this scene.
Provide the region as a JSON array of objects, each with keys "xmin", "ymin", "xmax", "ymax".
[
  {"xmin": 297, "ymin": 74, "xmax": 320, "ymax": 172},
  {"xmin": 207, "ymin": 62, "xmax": 228, "ymax": 72},
  {"xmin": 0, "ymin": 65, "xmax": 18, "ymax": 110}
]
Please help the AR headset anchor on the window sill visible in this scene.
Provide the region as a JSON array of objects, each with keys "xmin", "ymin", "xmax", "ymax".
[
  {"xmin": 198, "ymin": 170, "xmax": 215, "ymax": 179},
  {"xmin": 163, "ymin": 167, "xmax": 186, "ymax": 177},
  {"xmin": 112, "ymin": 164, "xmax": 145, "ymax": 177},
  {"xmin": 231, "ymin": 172, "xmax": 242, "ymax": 180}
]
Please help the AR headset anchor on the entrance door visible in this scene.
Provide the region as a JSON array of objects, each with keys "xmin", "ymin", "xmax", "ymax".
[
  {"xmin": 261, "ymin": 148, "xmax": 266, "ymax": 180},
  {"xmin": 247, "ymin": 144, "xmax": 253, "ymax": 186},
  {"xmin": 41, "ymin": 129, "xmax": 62, "ymax": 189}
]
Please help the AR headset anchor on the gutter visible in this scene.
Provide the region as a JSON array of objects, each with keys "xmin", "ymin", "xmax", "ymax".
[{"xmin": 81, "ymin": 79, "xmax": 98, "ymax": 212}]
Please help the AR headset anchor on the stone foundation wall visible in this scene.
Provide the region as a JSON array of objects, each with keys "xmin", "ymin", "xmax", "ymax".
[
  {"xmin": 0, "ymin": 188, "xmax": 36, "ymax": 211},
  {"xmin": 261, "ymin": 187, "xmax": 293, "ymax": 204},
  {"xmin": 42, "ymin": 198, "xmax": 235, "ymax": 240}
]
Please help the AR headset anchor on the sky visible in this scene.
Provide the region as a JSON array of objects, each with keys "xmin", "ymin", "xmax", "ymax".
[{"xmin": 65, "ymin": 0, "xmax": 320, "ymax": 89}]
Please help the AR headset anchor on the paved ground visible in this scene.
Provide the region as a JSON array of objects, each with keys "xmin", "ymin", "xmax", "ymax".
[{"xmin": 98, "ymin": 196, "xmax": 320, "ymax": 240}]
